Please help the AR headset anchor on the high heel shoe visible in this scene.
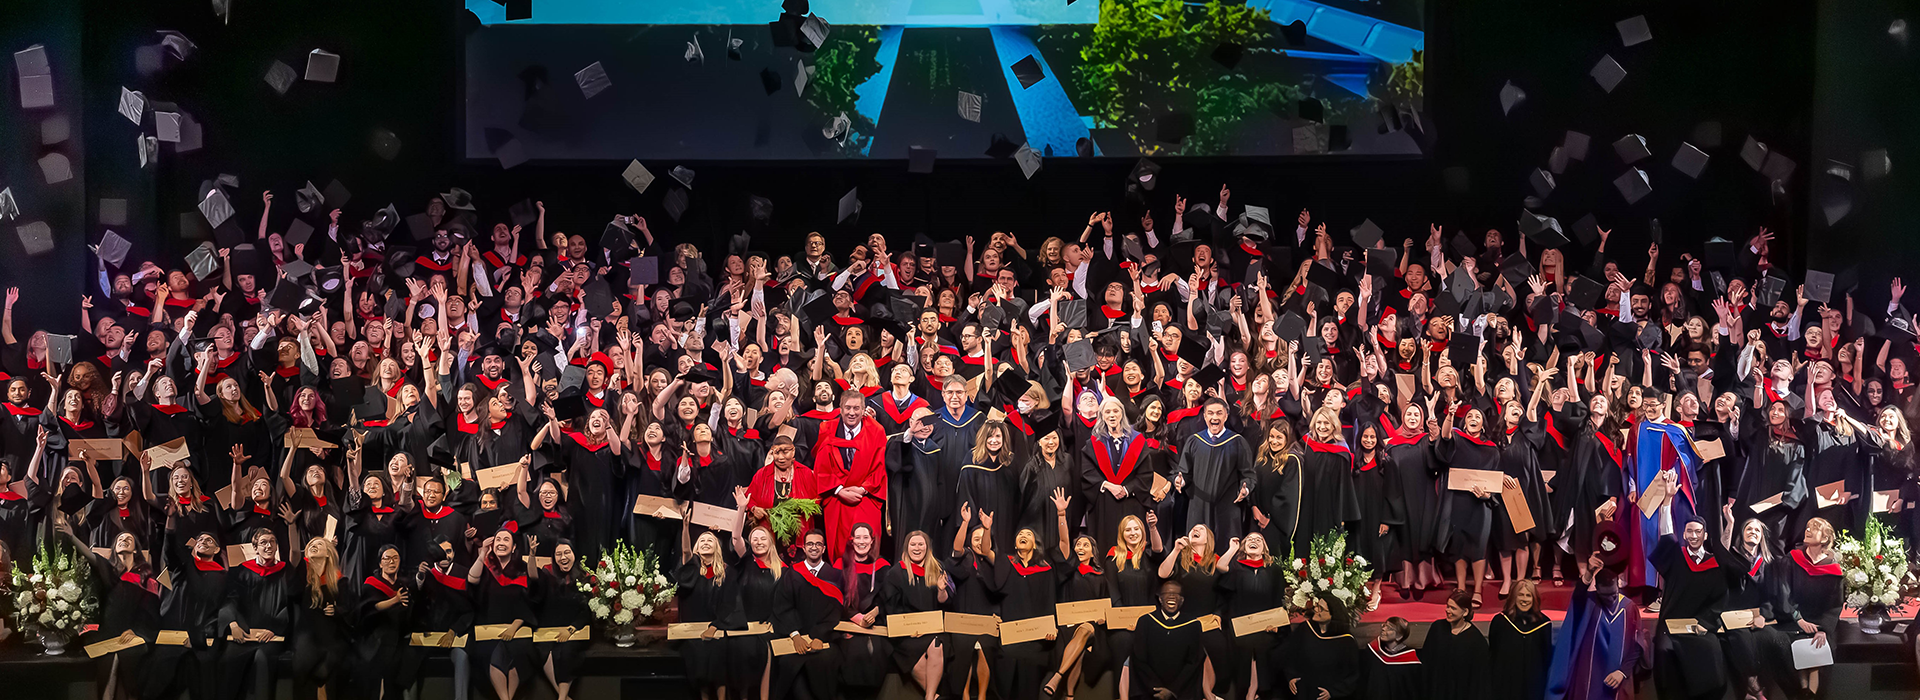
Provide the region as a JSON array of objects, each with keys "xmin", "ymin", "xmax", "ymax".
[{"xmin": 1041, "ymin": 672, "xmax": 1063, "ymax": 699}]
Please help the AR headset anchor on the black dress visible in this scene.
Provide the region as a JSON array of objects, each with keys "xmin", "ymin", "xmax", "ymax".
[
  {"xmin": 1433, "ymin": 431, "xmax": 1500, "ymax": 561},
  {"xmin": 730, "ymin": 560, "xmax": 782, "ymax": 696},
  {"xmin": 1419, "ymin": 619, "xmax": 1490, "ymax": 700},
  {"xmin": 836, "ymin": 556, "xmax": 894, "ymax": 688},
  {"xmin": 471, "ymin": 562, "xmax": 539, "ymax": 677},
  {"xmin": 1283, "ymin": 620, "xmax": 1361, "ymax": 700},
  {"xmin": 1217, "ymin": 558, "xmax": 1287, "ymax": 694},
  {"xmin": 1057, "ymin": 559, "xmax": 1112, "ymax": 686},
  {"xmin": 1487, "ymin": 610, "xmax": 1553, "ymax": 700},
  {"xmin": 354, "ymin": 573, "xmax": 410, "ymax": 699},
  {"xmin": 673, "ymin": 555, "xmax": 741, "ymax": 688},
  {"xmin": 879, "ymin": 559, "xmax": 941, "ymax": 673},
  {"xmin": 1352, "ymin": 450, "xmax": 1405, "ymax": 577},
  {"xmin": 992, "ymin": 551, "xmax": 1071, "ymax": 700},
  {"xmin": 943, "ymin": 548, "xmax": 1001, "ymax": 698},
  {"xmin": 1384, "ymin": 432, "xmax": 1439, "ymax": 564},
  {"xmin": 535, "ymin": 565, "xmax": 595, "ymax": 684}
]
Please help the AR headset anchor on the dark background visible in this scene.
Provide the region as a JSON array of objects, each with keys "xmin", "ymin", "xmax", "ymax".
[{"xmin": 5, "ymin": 0, "xmax": 1869, "ymax": 336}]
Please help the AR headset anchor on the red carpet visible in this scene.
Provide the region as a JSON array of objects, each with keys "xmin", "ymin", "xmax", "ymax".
[{"xmin": 1361, "ymin": 580, "xmax": 1859, "ymax": 624}]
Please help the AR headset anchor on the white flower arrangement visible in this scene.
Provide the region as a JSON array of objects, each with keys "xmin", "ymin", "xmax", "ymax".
[
  {"xmin": 8, "ymin": 537, "xmax": 99, "ymax": 643},
  {"xmin": 580, "ymin": 543, "xmax": 677, "ymax": 635},
  {"xmin": 1833, "ymin": 517, "xmax": 1914, "ymax": 614},
  {"xmin": 1279, "ymin": 533, "xmax": 1373, "ymax": 623}
]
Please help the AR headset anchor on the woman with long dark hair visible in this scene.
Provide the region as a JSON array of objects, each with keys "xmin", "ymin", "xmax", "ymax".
[
  {"xmin": 468, "ymin": 527, "xmax": 538, "ymax": 700},
  {"xmin": 66, "ymin": 526, "xmax": 158, "ymax": 700},
  {"xmin": 536, "ymin": 539, "xmax": 594, "ymax": 700},
  {"xmin": 946, "ymin": 505, "xmax": 1000, "ymax": 700},
  {"xmin": 1282, "ymin": 596, "xmax": 1360, "ymax": 700},
  {"xmin": 835, "ymin": 522, "xmax": 893, "ymax": 698},
  {"xmin": 1717, "ymin": 514, "xmax": 1793, "ymax": 700}
]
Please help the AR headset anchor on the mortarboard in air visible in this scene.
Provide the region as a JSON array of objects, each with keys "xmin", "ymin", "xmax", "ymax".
[
  {"xmin": 837, "ymin": 187, "xmax": 862, "ymax": 224},
  {"xmin": 622, "ymin": 160, "xmax": 654, "ymax": 194},
  {"xmin": 630, "ymin": 256, "xmax": 661, "ymax": 285},
  {"xmin": 1528, "ymin": 294, "xmax": 1558, "ymax": 326},
  {"xmin": 1499, "ymin": 81, "xmax": 1526, "ymax": 116},
  {"xmin": 294, "ymin": 182, "xmax": 323, "ymax": 213},
  {"xmin": 768, "ymin": 13, "xmax": 801, "ymax": 47},
  {"xmin": 799, "ymin": 292, "xmax": 838, "ymax": 327},
  {"xmin": 1821, "ymin": 183, "xmax": 1853, "ymax": 226},
  {"xmin": 509, "ymin": 199, "xmax": 538, "ymax": 227},
  {"xmin": 684, "ymin": 34, "xmax": 704, "ymax": 63},
  {"xmin": 935, "ymin": 241, "xmax": 964, "ymax": 268},
  {"xmin": 908, "ymin": 146, "xmax": 937, "ymax": 174},
  {"xmin": 795, "ymin": 63, "xmax": 814, "ymax": 95},
  {"xmin": 759, "ymin": 67, "xmax": 782, "ymax": 95},
  {"xmin": 0, "ymin": 188, "xmax": 14, "ymax": 221},
  {"xmin": 1826, "ymin": 160, "xmax": 1854, "ymax": 182},
  {"xmin": 726, "ymin": 31, "xmax": 743, "ymax": 61},
  {"xmin": 1617, "ymin": 15, "xmax": 1652, "ymax": 46},
  {"xmin": 1529, "ymin": 168, "xmax": 1556, "ymax": 199},
  {"xmin": 575, "ymin": 61, "xmax": 610, "ymax": 99},
  {"xmin": 45, "ymin": 334, "xmax": 75, "ymax": 365},
  {"xmin": 1612, "ymin": 168, "xmax": 1651, "ymax": 204},
  {"xmin": 1237, "ymin": 205, "xmax": 1273, "ymax": 241},
  {"xmin": 1157, "ymin": 111, "xmax": 1194, "ymax": 144},
  {"xmin": 1014, "ymin": 143, "xmax": 1042, "ymax": 179},
  {"xmin": 40, "ymin": 115, "xmax": 67, "ymax": 146},
  {"xmin": 1129, "ymin": 158, "xmax": 1161, "ymax": 190},
  {"xmin": 1804, "ymin": 270, "xmax": 1835, "ymax": 305},
  {"xmin": 314, "ymin": 266, "xmax": 344, "ymax": 295},
  {"xmin": 1612, "ymin": 134, "xmax": 1651, "ymax": 164},
  {"xmin": 1740, "ymin": 136, "xmax": 1769, "ymax": 171},
  {"xmin": 1568, "ymin": 213, "xmax": 1598, "ymax": 246},
  {"xmin": 977, "ymin": 303, "xmax": 1008, "ymax": 332},
  {"xmin": 1499, "ymin": 253, "xmax": 1537, "ymax": 289},
  {"xmin": 264, "ymin": 60, "xmax": 297, "ymax": 95},
  {"xmin": 1446, "ymin": 333, "xmax": 1482, "ymax": 368},
  {"xmin": 99, "ymin": 198, "xmax": 128, "ymax": 227},
  {"xmin": 1755, "ymin": 275, "xmax": 1788, "ymax": 307},
  {"xmin": 1547, "ymin": 146, "xmax": 1570, "ymax": 175},
  {"xmin": 1448, "ymin": 231, "xmax": 1476, "ymax": 259},
  {"xmin": 117, "ymin": 87, "xmax": 144, "ymax": 124},
  {"xmin": 957, "ymin": 90, "xmax": 982, "ymax": 123},
  {"xmin": 486, "ymin": 128, "xmax": 529, "ymax": 170},
  {"xmin": 1591, "ymin": 54, "xmax": 1626, "ymax": 93},
  {"xmin": 662, "ymin": 187, "xmax": 689, "ymax": 222},
  {"xmin": 281, "ymin": 260, "xmax": 316, "ymax": 282},
  {"xmin": 267, "ymin": 279, "xmax": 307, "ymax": 312},
  {"xmin": 1563, "ymin": 131, "xmax": 1591, "ymax": 161},
  {"xmin": 1122, "ymin": 235, "xmax": 1144, "ymax": 262},
  {"xmin": 1366, "ymin": 247, "xmax": 1399, "ymax": 279},
  {"xmin": 16, "ymin": 45, "xmax": 53, "ymax": 110},
  {"xmin": 1010, "ymin": 55, "xmax": 1045, "ymax": 89},
  {"xmin": 185, "ymin": 242, "xmax": 218, "ymax": 280},
  {"xmin": 322, "ymin": 179, "xmax": 351, "ymax": 210},
  {"xmin": 1760, "ymin": 151, "xmax": 1796, "ymax": 182},
  {"xmin": 1056, "ymin": 299, "xmax": 1088, "ymax": 329},
  {"xmin": 1672, "ymin": 142, "xmax": 1709, "ymax": 179},
  {"xmin": 371, "ymin": 129, "xmax": 402, "ymax": 161},
  {"xmin": 1862, "ymin": 149, "xmax": 1891, "ymax": 181},
  {"xmin": 552, "ymin": 390, "xmax": 587, "ymax": 421},
  {"xmin": 16, "ymin": 221, "xmax": 53, "ymax": 257},
  {"xmin": 1063, "ymin": 340, "xmax": 1096, "ymax": 373},
  {"xmin": 800, "ymin": 15, "xmax": 831, "ymax": 50},
  {"xmin": 1191, "ymin": 364, "xmax": 1226, "ymax": 390},
  {"xmin": 1176, "ymin": 336, "xmax": 1209, "ymax": 370},
  {"xmin": 1566, "ymin": 275, "xmax": 1605, "ymax": 310},
  {"xmin": 305, "ymin": 49, "xmax": 341, "ymax": 83},
  {"xmin": 1275, "ymin": 312, "xmax": 1308, "ymax": 344},
  {"xmin": 95, "ymin": 230, "xmax": 132, "ymax": 268},
  {"xmin": 404, "ymin": 212, "xmax": 435, "ymax": 242},
  {"xmin": 583, "ymin": 279, "xmax": 615, "ymax": 318},
  {"xmin": 669, "ymin": 165, "xmax": 695, "ymax": 189},
  {"xmin": 212, "ymin": 220, "xmax": 246, "ymax": 248},
  {"xmin": 747, "ymin": 195, "xmax": 773, "ymax": 224},
  {"xmin": 1297, "ymin": 98, "xmax": 1324, "ymax": 124},
  {"xmin": 199, "ymin": 188, "xmax": 235, "ymax": 228},
  {"xmin": 1211, "ymin": 42, "xmax": 1244, "ymax": 70},
  {"xmin": 1702, "ymin": 237, "xmax": 1735, "ymax": 269},
  {"xmin": 38, "ymin": 153, "xmax": 72, "ymax": 185}
]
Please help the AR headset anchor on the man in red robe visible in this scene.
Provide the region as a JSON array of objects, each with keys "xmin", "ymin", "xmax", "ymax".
[{"xmin": 813, "ymin": 390, "xmax": 888, "ymax": 551}]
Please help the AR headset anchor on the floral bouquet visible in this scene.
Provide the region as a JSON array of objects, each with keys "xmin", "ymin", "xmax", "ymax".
[
  {"xmin": 1281, "ymin": 532, "xmax": 1372, "ymax": 623},
  {"xmin": 1836, "ymin": 517, "xmax": 1912, "ymax": 612},
  {"xmin": 580, "ymin": 543, "xmax": 676, "ymax": 637},
  {"xmin": 9, "ymin": 537, "xmax": 98, "ymax": 651}
]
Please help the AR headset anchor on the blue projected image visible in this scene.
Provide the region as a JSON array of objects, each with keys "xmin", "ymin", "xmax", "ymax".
[{"xmin": 462, "ymin": 0, "xmax": 1425, "ymax": 161}]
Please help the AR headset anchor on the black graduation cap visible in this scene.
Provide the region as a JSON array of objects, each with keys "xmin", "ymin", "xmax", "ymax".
[
  {"xmin": 45, "ymin": 334, "xmax": 76, "ymax": 365},
  {"xmin": 1297, "ymin": 98, "xmax": 1324, "ymax": 123},
  {"xmin": 769, "ymin": 13, "xmax": 803, "ymax": 47},
  {"xmin": 1499, "ymin": 254, "xmax": 1537, "ymax": 288},
  {"xmin": 1366, "ymin": 247, "xmax": 1399, "ymax": 279},
  {"xmin": 1190, "ymin": 364, "xmax": 1225, "ymax": 390},
  {"xmin": 1176, "ymin": 336, "xmax": 1209, "ymax": 369},
  {"xmin": 1572, "ymin": 214, "xmax": 1600, "ymax": 246},
  {"xmin": 229, "ymin": 245, "xmax": 269, "ymax": 281},
  {"xmin": 1448, "ymin": 231, "xmax": 1475, "ymax": 259},
  {"xmin": 509, "ymin": 199, "xmax": 538, "ymax": 227},
  {"xmin": 406, "ymin": 213, "xmax": 436, "ymax": 242},
  {"xmin": 800, "ymin": 293, "xmax": 838, "ymax": 327},
  {"xmin": 1056, "ymin": 299, "xmax": 1088, "ymax": 329},
  {"xmin": 1634, "ymin": 322, "xmax": 1663, "ymax": 350},
  {"xmin": 1648, "ymin": 218, "xmax": 1664, "ymax": 246},
  {"xmin": 1755, "ymin": 275, "xmax": 1787, "ymax": 308},
  {"xmin": 1702, "ymin": 237, "xmax": 1735, "ymax": 269},
  {"xmin": 1880, "ymin": 309, "xmax": 1916, "ymax": 341},
  {"xmin": 1350, "ymin": 219, "xmax": 1384, "ymax": 249},
  {"xmin": 990, "ymin": 365, "xmax": 1030, "ymax": 403},
  {"xmin": 1528, "ymin": 294, "xmax": 1558, "ymax": 326},
  {"xmin": 582, "ymin": 279, "xmax": 614, "ymax": 318},
  {"xmin": 1028, "ymin": 410, "xmax": 1061, "ymax": 440},
  {"xmin": 759, "ymin": 68, "xmax": 782, "ymax": 95},
  {"xmin": 935, "ymin": 242, "xmax": 964, "ymax": 268},
  {"xmin": 1804, "ymin": 270, "xmax": 1835, "ymax": 305},
  {"xmin": 1275, "ymin": 312, "xmax": 1308, "ymax": 344},
  {"xmin": 1009, "ymin": 55, "xmax": 1045, "ymax": 89},
  {"xmin": 630, "ymin": 256, "xmax": 661, "ymax": 285},
  {"xmin": 1129, "ymin": 158, "xmax": 1161, "ymax": 190},
  {"xmin": 1567, "ymin": 275, "xmax": 1605, "ymax": 310},
  {"xmin": 267, "ymin": 280, "xmax": 307, "ymax": 312},
  {"xmin": 551, "ymin": 391, "xmax": 588, "ymax": 421},
  {"xmin": 213, "ymin": 220, "xmax": 246, "ymax": 248},
  {"xmin": 1431, "ymin": 285, "xmax": 1462, "ymax": 317},
  {"xmin": 978, "ymin": 303, "xmax": 1008, "ymax": 332},
  {"xmin": 1063, "ymin": 340, "xmax": 1096, "ymax": 372},
  {"xmin": 1446, "ymin": 334, "xmax": 1480, "ymax": 367}
]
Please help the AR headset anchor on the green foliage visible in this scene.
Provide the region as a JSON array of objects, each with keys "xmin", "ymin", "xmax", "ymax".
[
  {"xmin": 1375, "ymin": 49, "xmax": 1424, "ymax": 105},
  {"xmin": 1075, "ymin": 0, "xmax": 1276, "ymax": 155},
  {"xmin": 768, "ymin": 498, "xmax": 822, "ymax": 546},
  {"xmin": 804, "ymin": 26, "xmax": 884, "ymax": 152}
]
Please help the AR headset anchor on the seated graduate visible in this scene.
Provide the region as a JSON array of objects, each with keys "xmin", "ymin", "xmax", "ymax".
[
  {"xmin": 1421, "ymin": 589, "xmax": 1490, "ymax": 700},
  {"xmin": 1283, "ymin": 595, "xmax": 1360, "ymax": 700},
  {"xmin": 1129, "ymin": 579, "xmax": 1204, "ymax": 700},
  {"xmin": 1361, "ymin": 616, "xmax": 1421, "ymax": 700}
]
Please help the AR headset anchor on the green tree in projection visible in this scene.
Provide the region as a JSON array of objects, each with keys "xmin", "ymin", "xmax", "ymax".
[
  {"xmin": 804, "ymin": 27, "xmax": 885, "ymax": 156},
  {"xmin": 1076, "ymin": 0, "xmax": 1285, "ymax": 155}
]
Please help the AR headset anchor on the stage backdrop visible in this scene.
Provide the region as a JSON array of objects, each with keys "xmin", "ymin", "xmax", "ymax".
[{"xmin": 460, "ymin": 0, "xmax": 1428, "ymax": 161}]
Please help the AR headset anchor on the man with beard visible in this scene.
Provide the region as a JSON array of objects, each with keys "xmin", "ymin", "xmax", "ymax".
[
  {"xmin": 889, "ymin": 406, "xmax": 960, "ymax": 545},
  {"xmin": 1174, "ymin": 398, "xmax": 1256, "ymax": 546}
]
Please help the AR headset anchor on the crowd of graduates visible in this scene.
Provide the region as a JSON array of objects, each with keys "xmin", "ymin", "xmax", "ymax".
[{"xmin": 0, "ymin": 182, "xmax": 1897, "ymax": 700}]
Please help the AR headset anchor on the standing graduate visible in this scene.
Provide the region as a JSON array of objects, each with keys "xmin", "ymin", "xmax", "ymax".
[
  {"xmin": 1085, "ymin": 396, "xmax": 1151, "ymax": 551},
  {"xmin": 1362, "ymin": 617, "xmax": 1423, "ymax": 700},
  {"xmin": 1384, "ymin": 403, "xmax": 1443, "ymax": 599},
  {"xmin": 535, "ymin": 540, "xmax": 594, "ymax": 700},
  {"xmin": 1283, "ymin": 596, "xmax": 1361, "ymax": 700},
  {"xmin": 356, "ymin": 545, "xmax": 412, "ymax": 700},
  {"xmin": 774, "ymin": 529, "xmax": 845, "ymax": 700},
  {"xmin": 1420, "ymin": 590, "xmax": 1491, "ymax": 700},
  {"xmin": 1648, "ymin": 471, "xmax": 1735, "ymax": 700},
  {"xmin": 1217, "ymin": 532, "xmax": 1287, "ymax": 699},
  {"xmin": 889, "ymin": 407, "xmax": 954, "ymax": 546},
  {"xmin": 835, "ymin": 523, "xmax": 894, "ymax": 699},
  {"xmin": 1488, "ymin": 580, "xmax": 1554, "ymax": 700},
  {"xmin": 1289, "ymin": 407, "xmax": 1359, "ymax": 557},
  {"xmin": 674, "ymin": 521, "xmax": 740, "ymax": 700},
  {"xmin": 1350, "ymin": 423, "xmax": 1404, "ymax": 595},
  {"xmin": 944, "ymin": 506, "xmax": 1000, "ymax": 700},
  {"xmin": 1546, "ymin": 526, "xmax": 1646, "ymax": 700},
  {"xmin": 1716, "ymin": 512, "xmax": 1796, "ymax": 700},
  {"xmin": 1128, "ymin": 580, "xmax": 1205, "ymax": 700},
  {"xmin": 813, "ymin": 390, "xmax": 890, "ymax": 553},
  {"xmin": 1779, "ymin": 517, "xmax": 1844, "ymax": 697},
  {"xmin": 957, "ymin": 421, "xmax": 1022, "ymax": 553},
  {"xmin": 1434, "ymin": 404, "xmax": 1501, "ymax": 606},
  {"xmin": 1175, "ymin": 398, "xmax": 1255, "ymax": 551}
]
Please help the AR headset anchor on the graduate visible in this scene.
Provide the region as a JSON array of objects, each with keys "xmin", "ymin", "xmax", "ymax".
[
  {"xmin": 834, "ymin": 523, "xmax": 894, "ymax": 698},
  {"xmin": 535, "ymin": 539, "xmax": 594, "ymax": 700},
  {"xmin": 148, "ymin": 531, "xmax": 231, "ymax": 700},
  {"xmin": 775, "ymin": 529, "xmax": 846, "ymax": 700},
  {"xmin": 1282, "ymin": 596, "xmax": 1360, "ymax": 700},
  {"xmin": 1779, "ymin": 517, "xmax": 1844, "ymax": 697},
  {"xmin": 1128, "ymin": 580, "xmax": 1205, "ymax": 700},
  {"xmin": 1289, "ymin": 407, "xmax": 1359, "ymax": 557},
  {"xmin": 1384, "ymin": 403, "xmax": 1443, "ymax": 599},
  {"xmin": 1716, "ymin": 512, "xmax": 1796, "ymax": 700},
  {"xmin": 881, "ymin": 530, "xmax": 948, "ymax": 700},
  {"xmin": 401, "ymin": 536, "xmax": 474, "ymax": 700},
  {"xmin": 1217, "ymin": 532, "xmax": 1287, "ymax": 699},
  {"xmin": 992, "ymin": 525, "xmax": 1071, "ymax": 700},
  {"xmin": 1489, "ymin": 580, "xmax": 1554, "ymax": 700},
  {"xmin": 813, "ymin": 390, "xmax": 890, "ymax": 553},
  {"xmin": 957, "ymin": 421, "xmax": 1022, "ymax": 554},
  {"xmin": 1434, "ymin": 404, "xmax": 1502, "ymax": 607},
  {"xmin": 1086, "ymin": 396, "xmax": 1151, "ymax": 552},
  {"xmin": 945, "ymin": 506, "xmax": 1001, "ymax": 700},
  {"xmin": 888, "ymin": 407, "xmax": 954, "ymax": 546},
  {"xmin": 220, "ymin": 527, "xmax": 298, "ymax": 700},
  {"xmin": 1174, "ymin": 398, "xmax": 1257, "ymax": 552},
  {"xmin": 1104, "ymin": 512, "xmax": 1164, "ymax": 699},
  {"xmin": 1546, "ymin": 524, "xmax": 1647, "ymax": 700},
  {"xmin": 1648, "ymin": 470, "xmax": 1735, "ymax": 700},
  {"xmin": 1361, "ymin": 617, "xmax": 1422, "ymax": 700},
  {"xmin": 674, "ymin": 520, "xmax": 740, "ymax": 700},
  {"xmin": 356, "ymin": 544, "xmax": 412, "ymax": 700},
  {"xmin": 1420, "ymin": 590, "xmax": 1491, "ymax": 700}
]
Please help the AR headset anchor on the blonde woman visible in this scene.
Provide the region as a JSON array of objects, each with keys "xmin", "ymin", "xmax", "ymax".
[
  {"xmin": 883, "ymin": 530, "xmax": 950, "ymax": 700},
  {"xmin": 1217, "ymin": 532, "xmax": 1286, "ymax": 698},
  {"xmin": 1782, "ymin": 517, "xmax": 1844, "ymax": 695},
  {"xmin": 1085, "ymin": 396, "xmax": 1150, "ymax": 551},
  {"xmin": 291, "ymin": 538, "xmax": 347, "ymax": 699},
  {"xmin": 731, "ymin": 526, "xmax": 785, "ymax": 700},
  {"xmin": 676, "ymin": 516, "xmax": 731, "ymax": 700},
  {"xmin": 1107, "ymin": 513, "xmax": 1164, "ymax": 700}
]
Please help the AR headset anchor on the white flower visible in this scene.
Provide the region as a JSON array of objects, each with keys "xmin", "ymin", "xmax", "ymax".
[
  {"xmin": 639, "ymin": 604, "xmax": 653, "ymax": 618},
  {"xmin": 1331, "ymin": 588, "xmax": 1354, "ymax": 601},
  {"xmin": 620, "ymin": 590, "xmax": 643, "ymax": 609},
  {"xmin": 1854, "ymin": 571, "xmax": 1871, "ymax": 584},
  {"xmin": 613, "ymin": 609, "xmax": 634, "ymax": 625},
  {"xmin": 1291, "ymin": 560, "xmax": 1304, "ymax": 571},
  {"xmin": 603, "ymin": 588, "xmax": 618, "ymax": 599},
  {"xmin": 1291, "ymin": 591, "xmax": 1310, "ymax": 608},
  {"xmin": 1352, "ymin": 555, "xmax": 1368, "ymax": 568},
  {"xmin": 1847, "ymin": 593, "xmax": 1869, "ymax": 609},
  {"xmin": 1840, "ymin": 542, "xmax": 1860, "ymax": 553},
  {"xmin": 1315, "ymin": 578, "xmax": 1329, "ymax": 591},
  {"xmin": 1881, "ymin": 592, "xmax": 1899, "ymax": 606},
  {"xmin": 28, "ymin": 573, "xmax": 42, "ymax": 585},
  {"xmin": 654, "ymin": 575, "xmax": 668, "ymax": 587},
  {"xmin": 1881, "ymin": 565, "xmax": 1894, "ymax": 575},
  {"xmin": 588, "ymin": 599, "xmax": 609, "ymax": 618},
  {"xmin": 57, "ymin": 582, "xmax": 79, "ymax": 602},
  {"xmin": 37, "ymin": 611, "xmax": 53, "ymax": 625},
  {"xmin": 624, "ymin": 575, "xmax": 637, "ymax": 587},
  {"xmin": 52, "ymin": 599, "xmax": 68, "ymax": 612}
]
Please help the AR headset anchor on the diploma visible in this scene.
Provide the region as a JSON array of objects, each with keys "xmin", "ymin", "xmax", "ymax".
[
  {"xmin": 998, "ymin": 615, "xmax": 1056, "ymax": 644},
  {"xmin": 1230, "ymin": 607, "xmax": 1291, "ymax": 636},
  {"xmin": 145, "ymin": 438, "xmax": 190, "ymax": 468},
  {"xmin": 1813, "ymin": 481, "xmax": 1851, "ymax": 509},
  {"xmin": 1693, "ymin": 438, "xmax": 1726, "ymax": 461},
  {"xmin": 1199, "ymin": 614, "xmax": 1221, "ymax": 632},
  {"xmin": 1720, "ymin": 609, "xmax": 1768, "ymax": 629},
  {"xmin": 473, "ymin": 624, "xmax": 533, "ymax": 639},
  {"xmin": 1663, "ymin": 618, "xmax": 1706, "ymax": 635},
  {"xmin": 1872, "ymin": 490, "xmax": 1901, "ymax": 514},
  {"xmin": 1056, "ymin": 598, "xmax": 1110, "ymax": 626},
  {"xmin": 474, "ymin": 463, "xmax": 521, "ymax": 492},
  {"xmin": 154, "ymin": 630, "xmax": 191, "ymax": 646},
  {"xmin": 224, "ymin": 544, "xmax": 256, "ymax": 567},
  {"xmin": 667, "ymin": 623, "xmax": 721, "ymax": 640},
  {"xmin": 943, "ymin": 612, "xmax": 998, "ymax": 637},
  {"xmin": 836, "ymin": 620, "xmax": 888, "ymax": 636},
  {"xmin": 740, "ymin": 621, "xmax": 774, "ymax": 635},
  {"xmin": 409, "ymin": 632, "xmax": 468, "ymax": 647},
  {"xmin": 85, "ymin": 633, "xmax": 145, "ymax": 657},
  {"xmin": 632, "ymin": 494, "xmax": 685, "ymax": 519},
  {"xmin": 1106, "ymin": 605, "xmax": 1156, "ymax": 630},
  {"xmin": 1446, "ymin": 469, "xmax": 1505, "ymax": 494},
  {"xmin": 770, "ymin": 636, "xmax": 830, "ymax": 656},
  {"xmin": 690, "ymin": 502, "xmax": 742, "ymax": 533},
  {"xmin": 886, "ymin": 611, "xmax": 945, "ymax": 638},
  {"xmin": 1749, "ymin": 492, "xmax": 1784, "ymax": 514},
  {"xmin": 68, "ymin": 438, "xmax": 125, "ymax": 461},
  {"xmin": 532, "ymin": 626, "xmax": 589, "ymax": 643},
  {"xmin": 286, "ymin": 428, "xmax": 339, "ymax": 450},
  {"xmin": 1502, "ymin": 482, "xmax": 1536, "ymax": 533}
]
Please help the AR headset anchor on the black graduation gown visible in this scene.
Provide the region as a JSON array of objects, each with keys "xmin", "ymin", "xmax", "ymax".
[
  {"xmin": 1733, "ymin": 421, "xmax": 1807, "ymax": 539},
  {"xmin": 219, "ymin": 558, "xmax": 298, "ymax": 697},
  {"xmin": 730, "ymin": 561, "xmax": 782, "ymax": 693},
  {"xmin": 1361, "ymin": 640, "xmax": 1423, "ymax": 700},
  {"xmin": 1798, "ymin": 419, "xmax": 1873, "ymax": 539},
  {"xmin": 551, "ymin": 431, "xmax": 622, "ymax": 565},
  {"xmin": 471, "ymin": 564, "xmax": 538, "ymax": 674},
  {"xmin": 1128, "ymin": 610, "xmax": 1204, "ymax": 700},
  {"xmin": 80, "ymin": 550, "xmax": 161, "ymax": 694},
  {"xmin": 354, "ymin": 573, "xmax": 409, "ymax": 697},
  {"xmin": 0, "ymin": 480, "xmax": 41, "ymax": 561},
  {"xmin": 1719, "ymin": 546, "xmax": 1797, "ymax": 692},
  {"xmin": 1433, "ymin": 431, "xmax": 1500, "ymax": 561},
  {"xmin": 1487, "ymin": 610, "xmax": 1553, "ymax": 700},
  {"xmin": 1058, "ymin": 560, "xmax": 1113, "ymax": 682},
  {"xmin": 1778, "ymin": 549, "xmax": 1844, "ymax": 642},
  {"xmin": 1419, "ymin": 620, "xmax": 1490, "ymax": 700},
  {"xmin": 835, "ymin": 557, "xmax": 893, "ymax": 686},
  {"xmin": 1352, "ymin": 450, "xmax": 1404, "ymax": 576},
  {"xmin": 398, "ymin": 563, "xmax": 474, "ymax": 689},
  {"xmin": 889, "ymin": 432, "xmax": 962, "ymax": 546},
  {"xmin": 1383, "ymin": 432, "xmax": 1439, "ymax": 563},
  {"xmin": 1493, "ymin": 423, "xmax": 1551, "ymax": 550},
  {"xmin": 1178, "ymin": 429, "xmax": 1259, "ymax": 551},
  {"xmin": 1218, "ymin": 558, "xmax": 1288, "ymax": 691},
  {"xmin": 535, "ymin": 566, "xmax": 594, "ymax": 682},
  {"xmin": 398, "ymin": 502, "xmax": 469, "ymax": 572},
  {"xmin": 1560, "ymin": 431, "xmax": 1626, "ymax": 559},
  {"xmin": 992, "ymin": 551, "xmax": 1070, "ymax": 700},
  {"xmin": 673, "ymin": 555, "xmax": 741, "ymax": 686},
  {"xmin": 942, "ymin": 549, "xmax": 1001, "ymax": 697},
  {"xmin": 1019, "ymin": 455, "xmax": 1081, "ymax": 557},
  {"xmin": 774, "ymin": 561, "xmax": 846, "ymax": 700},
  {"xmin": 1083, "ymin": 432, "xmax": 1151, "ymax": 551},
  {"xmin": 1254, "ymin": 455, "xmax": 1299, "ymax": 553},
  {"xmin": 878, "ymin": 560, "xmax": 941, "ymax": 672},
  {"xmin": 340, "ymin": 496, "xmax": 402, "ymax": 584},
  {"xmin": 1291, "ymin": 441, "xmax": 1362, "ymax": 557},
  {"xmin": 958, "ymin": 460, "xmax": 1023, "ymax": 553},
  {"xmin": 1649, "ymin": 536, "xmax": 1735, "ymax": 699},
  {"xmin": 1283, "ymin": 621, "xmax": 1361, "ymax": 700}
]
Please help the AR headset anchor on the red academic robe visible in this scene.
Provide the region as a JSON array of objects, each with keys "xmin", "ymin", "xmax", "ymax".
[{"xmin": 812, "ymin": 417, "xmax": 889, "ymax": 549}]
